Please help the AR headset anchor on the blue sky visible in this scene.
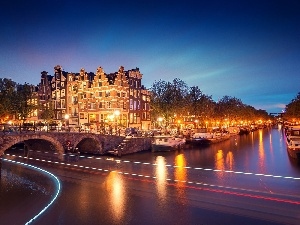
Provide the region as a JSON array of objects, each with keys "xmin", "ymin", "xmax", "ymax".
[{"xmin": 1, "ymin": 0, "xmax": 299, "ymax": 113}]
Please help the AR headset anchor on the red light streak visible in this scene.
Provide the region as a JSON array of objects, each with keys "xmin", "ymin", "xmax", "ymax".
[{"xmin": 123, "ymin": 176, "xmax": 300, "ymax": 205}]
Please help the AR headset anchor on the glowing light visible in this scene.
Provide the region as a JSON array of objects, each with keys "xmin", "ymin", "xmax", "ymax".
[
  {"xmin": 215, "ymin": 149, "xmax": 225, "ymax": 180},
  {"xmin": 155, "ymin": 156, "xmax": 167, "ymax": 202},
  {"xmin": 157, "ymin": 117, "xmax": 163, "ymax": 122},
  {"xmin": 174, "ymin": 154, "xmax": 187, "ymax": 204},
  {"xmin": 64, "ymin": 114, "xmax": 69, "ymax": 120},
  {"xmin": 106, "ymin": 171, "xmax": 126, "ymax": 223}
]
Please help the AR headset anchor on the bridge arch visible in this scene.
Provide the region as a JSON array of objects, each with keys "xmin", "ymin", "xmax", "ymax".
[
  {"xmin": 74, "ymin": 134, "xmax": 104, "ymax": 154},
  {"xmin": 0, "ymin": 134, "xmax": 64, "ymax": 156}
]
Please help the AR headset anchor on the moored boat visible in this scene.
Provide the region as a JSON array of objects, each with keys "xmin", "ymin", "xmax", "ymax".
[
  {"xmin": 151, "ymin": 135, "xmax": 186, "ymax": 152},
  {"xmin": 285, "ymin": 126, "xmax": 300, "ymax": 161},
  {"xmin": 187, "ymin": 128, "xmax": 230, "ymax": 145},
  {"xmin": 239, "ymin": 126, "xmax": 250, "ymax": 135},
  {"xmin": 187, "ymin": 128, "xmax": 213, "ymax": 145},
  {"xmin": 227, "ymin": 126, "xmax": 240, "ymax": 136},
  {"xmin": 209, "ymin": 132, "xmax": 230, "ymax": 143}
]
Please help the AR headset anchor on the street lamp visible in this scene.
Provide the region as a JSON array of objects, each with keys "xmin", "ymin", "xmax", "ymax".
[
  {"xmin": 194, "ymin": 119, "xmax": 198, "ymax": 129},
  {"xmin": 64, "ymin": 114, "xmax": 70, "ymax": 132},
  {"xmin": 157, "ymin": 117, "xmax": 163, "ymax": 129}
]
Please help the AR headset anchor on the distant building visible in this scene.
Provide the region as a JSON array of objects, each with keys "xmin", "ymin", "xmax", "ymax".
[{"xmin": 34, "ymin": 65, "xmax": 151, "ymax": 131}]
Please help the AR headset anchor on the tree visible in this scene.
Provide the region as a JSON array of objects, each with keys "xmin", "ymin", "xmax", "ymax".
[
  {"xmin": 150, "ymin": 78, "xmax": 272, "ymax": 129},
  {"xmin": 40, "ymin": 102, "xmax": 55, "ymax": 123},
  {"xmin": 150, "ymin": 78, "xmax": 189, "ymax": 127},
  {"xmin": 284, "ymin": 92, "xmax": 300, "ymax": 120},
  {"xmin": 216, "ymin": 96, "xmax": 243, "ymax": 120},
  {"xmin": 186, "ymin": 86, "xmax": 215, "ymax": 126},
  {"xmin": 11, "ymin": 83, "xmax": 36, "ymax": 123},
  {"xmin": 0, "ymin": 78, "xmax": 17, "ymax": 122}
]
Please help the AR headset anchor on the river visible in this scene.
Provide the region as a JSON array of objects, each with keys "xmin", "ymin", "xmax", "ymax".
[{"xmin": 1, "ymin": 125, "xmax": 300, "ymax": 225}]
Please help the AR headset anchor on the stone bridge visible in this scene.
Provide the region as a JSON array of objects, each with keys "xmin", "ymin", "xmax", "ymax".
[{"xmin": 0, "ymin": 132, "xmax": 152, "ymax": 158}]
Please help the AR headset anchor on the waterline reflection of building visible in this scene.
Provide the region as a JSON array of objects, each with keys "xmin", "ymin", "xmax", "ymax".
[
  {"xmin": 155, "ymin": 156, "xmax": 168, "ymax": 203},
  {"xmin": 106, "ymin": 171, "xmax": 126, "ymax": 223}
]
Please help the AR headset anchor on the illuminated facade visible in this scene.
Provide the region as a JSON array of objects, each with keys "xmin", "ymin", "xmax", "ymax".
[{"xmin": 37, "ymin": 65, "xmax": 151, "ymax": 131}]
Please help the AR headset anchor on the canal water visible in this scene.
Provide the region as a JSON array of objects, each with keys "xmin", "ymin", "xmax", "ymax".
[
  {"xmin": 125, "ymin": 125, "xmax": 300, "ymax": 178},
  {"xmin": 1, "ymin": 125, "xmax": 300, "ymax": 224}
]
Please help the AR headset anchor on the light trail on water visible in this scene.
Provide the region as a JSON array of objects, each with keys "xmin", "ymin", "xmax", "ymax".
[
  {"xmin": 1, "ymin": 158, "xmax": 61, "ymax": 225},
  {"xmin": 3, "ymin": 153, "xmax": 300, "ymax": 206}
]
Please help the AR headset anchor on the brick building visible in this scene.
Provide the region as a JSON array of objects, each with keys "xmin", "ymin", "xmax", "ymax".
[{"xmin": 36, "ymin": 65, "xmax": 151, "ymax": 132}]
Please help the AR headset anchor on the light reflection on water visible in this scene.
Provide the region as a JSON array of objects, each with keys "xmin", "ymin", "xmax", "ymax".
[
  {"xmin": 155, "ymin": 156, "xmax": 167, "ymax": 203},
  {"xmin": 258, "ymin": 129, "xmax": 266, "ymax": 173},
  {"xmin": 215, "ymin": 149, "xmax": 225, "ymax": 180},
  {"xmin": 174, "ymin": 154, "xmax": 187, "ymax": 204},
  {"xmin": 106, "ymin": 171, "xmax": 126, "ymax": 223},
  {"xmin": 226, "ymin": 151, "xmax": 234, "ymax": 170}
]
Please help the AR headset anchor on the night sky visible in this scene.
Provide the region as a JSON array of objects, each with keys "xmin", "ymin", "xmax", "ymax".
[{"xmin": 1, "ymin": 0, "xmax": 299, "ymax": 113}]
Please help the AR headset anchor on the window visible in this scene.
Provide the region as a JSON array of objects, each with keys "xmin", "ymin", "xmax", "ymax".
[
  {"xmin": 56, "ymin": 91, "xmax": 60, "ymax": 99},
  {"xmin": 61, "ymin": 99, "xmax": 65, "ymax": 108},
  {"xmin": 129, "ymin": 99, "xmax": 133, "ymax": 110},
  {"xmin": 73, "ymin": 96, "xmax": 78, "ymax": 104},
  {"xmin": 105, "ymin": 91, "xmax": 110, "ymax": 97},
  {"xmin": 106, "ymin": 101, "xmax": 111, "ymax": 109},
  {"xmin": 99, "ymin": 92, "xmax": 102, "ymax": 97},
  {"xmin": 98, "ymin": 82, "xmax": 102, "ymax": 87}
]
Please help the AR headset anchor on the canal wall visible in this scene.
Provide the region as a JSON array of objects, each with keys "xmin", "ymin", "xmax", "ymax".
[{"xmin": 117, "ymin": 137, "xmax": 152, "ymax": 155}]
